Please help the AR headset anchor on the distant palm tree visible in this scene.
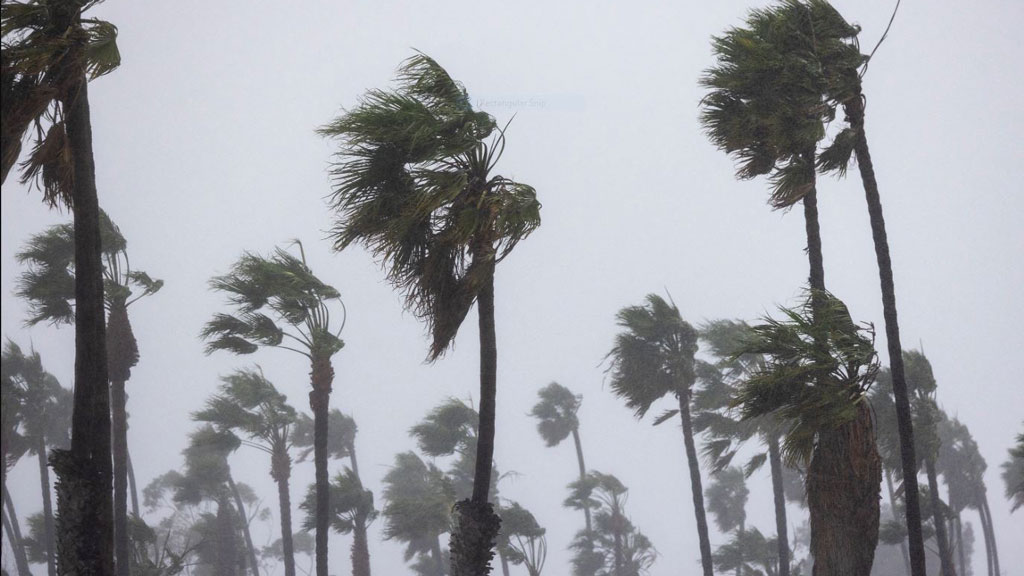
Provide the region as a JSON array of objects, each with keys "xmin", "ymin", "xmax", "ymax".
[
  {"xmin": 937, "ymin": 414, "xmax": 993, "ymax": 576},
  {"xmin": 203, "ymin": 242, "xmax": 345, "ymax": 576},
  {"xmin": 729, "ymin": 291, "xmax": 882, "ymax": 575},
  {"xmin": 711, "ymin": 528, "xmax": 780, "ymax": 576},
  {"xmin": 1, "ymin": 342, "xmax": 72, "ymax": 576},
  {"xmin": 705, "ymin": 467, "xmax": 748, "ymax": 576},
  {"xmin": 3, "ymin": 6, "xmax": 122, "ymax": 569},
  {"xmin": 1003, "ymin": 428, "xmax": 1024, "ymax": 513},
  {"xmin": 320, "ymin": 52, "xmax": 541, "ymax": 574},
  {"xmin": 299, "ymin": 470, "xmax": 377, "ymax": 576},
  {"xmin": 16, "ymin": 210, "xmax": 162, "ymax": 576},
  {"xmin": 530, "ymin": 382, "xmax": 591, "ymax": 532},
  {"xmin": 381, "ymin": 451, "xmax": 456, "ymax": 576},
  {"xmin": 495, "ymin": 502, "xmax": 546, "ymax": 576},
  {"xmin": 1, "ymin": 356, "xmax": 32, "ymax": 576},
  {"xmin": 195, "ymin": 368, "xmax": 300, "ymax": 576},
  {"xmin": 605, "ymin": 294, "xmax": 712, "ymax": 576},
  {"xmin": 566, "ymin": 471, "xmax": 656, "ymax": 576}
]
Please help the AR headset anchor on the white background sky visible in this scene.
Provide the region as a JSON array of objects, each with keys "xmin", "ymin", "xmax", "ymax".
[{"xmin": 2, "ymin": 1, "xmax": 1022, "ymax": 575}]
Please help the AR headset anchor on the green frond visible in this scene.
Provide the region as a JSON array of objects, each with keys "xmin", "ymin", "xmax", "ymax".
[{"xmin": 409, "ymin": 397, "xmax": 477, "ymax": 457}]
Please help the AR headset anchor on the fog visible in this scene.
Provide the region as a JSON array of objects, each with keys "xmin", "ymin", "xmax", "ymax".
[{"xmin": 2, "ymin": 1, "xmax": 1022, "ymax": 575}]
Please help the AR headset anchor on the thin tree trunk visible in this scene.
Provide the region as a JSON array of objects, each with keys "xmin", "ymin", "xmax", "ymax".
[
  {"xmin": 432, "ymin": 535, "xmax": 446, "ymax": 576},
  {"xmin": 499, "ymin": 552, "xmax": 510, "ymax": 576},
  {"xmin": 802, "ymin": 186, "xmax": 825, "ymax": 295},
  {"xmin": 58, "ymin": 52, "xmax": 114, "ymax": 576},
  {"xmin": 924, "ymin": 458, "xmax": 955, "ymax": 575},
  {"xmin": 885, "ymin": 469, "xmax": 912, "ymax": 576},
  {"xmin": 978, "ymin": 504, "xmax": 993, "ymax": 576},
  {"xmin": 348, "ymin": 440, "xmax": 360, "ymax": 479},
  {"xmin": 215, "ymin": 495, "xmax": 240, "ymax": 576},
  {"xmin": 227, "ymin": 475, "xmax": 260, "ymax": 576},
  {"xmin": 979, "ymin": 494, "xmax": 999, "ymax": 576},
  {"xmin": 768, "ymin": 434, "xmax": 791, "ymax": 576},
  {"xmin": 351, "ymin": 515, "xmax": 371, "ymax": 576},
  {"xmin": 111, "ymin": 379, "xmax": 130, "ymax": 576},
  {"xmin": 846, "ymin": 95, "xmax": 927, "ymax": 576},
  {"xmin": 37, "ymin": 436, "xmax": 57, "ymax": 576},
  {"xmin": 3, "ymin": 486, "xmax": 33, "ymax": 576},
  {"xmin": 309, "ymin": 354, "xmax": 334, "ymax": 576},
  {"xmin": 571, "ymin": 428, "xmax": 592, "ymax": 532},
  {"xmin": 955, "ymin": 516, "xmax": 965, "ymax": 576},
  {"xmin": 126, "ymin": 449, "xmax": 139, "ymax": 517},
  {"xmin": 275, "ymin": 471, "xmax": 296, "ymax": 576},
  {"xmin": 450, "ymin": 273, "xmax": 501, "ymax": 576},
  {"xmin": 613, "ymin": 512, "xmax": 624, "ymax": 576},
  {"xmin": 678, "ymin": 391, "xmax": 714, "ymax": 576}
]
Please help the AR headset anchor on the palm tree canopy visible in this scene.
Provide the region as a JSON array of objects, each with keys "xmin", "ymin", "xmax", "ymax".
[
  {"xmin": 606, "ymin": 294, "xmax": 698, "ymax": 419},
  {"xmin": 299, "ymin": 469, "xmax": 377, "ymax": 534},
  {"xmin": 936, "ymin": 414, "xmax": 987, "ymax": 514},
  {"xmin": 320, "ymin": 51, "xmax": 541, "ymax": 360},
  {"xmin": 202, "ymin": 244, "xmax": 343, "ymax": 360},
  {"xmin": 1, "ymin": 340, "xmax": 72, "ymax": 450},
  {"xmin": 705, "ymin": 466, "xmax": 749, "ymax": 533},
  {"xmin": 530, "ymin": 381, "xmax": 581, "ymax": 447},
  {"xmin": 15, "ymin": 210, "xmax": 162, "ymax": 326},
  {"xmin": 381, "ymin": 451, "xmax": 455, "ymax": 561},
  {"xmin": 291, "ymin": 408, "xmax": 357, "ymax": 462},
  {"xmin": 193, "ymin": 367, "xmax": 296, "ymax": 458},
  {"xmin": 712, "ymin": 527, "xmax": 779, "ymax": 576},
  {"xmin": 409, "ymin": 397, "xmax": 477, "ymax": 457},
  {"xmin": 730, "ymin": 290, "xmax": 879, "ymax": 465},
  {"xmin": 172, "ymin": 425, "xmax": 241, "ymax": 506},
  {"xmin": 1, "ymin": 0, "xmax": 121, "ymax": 196},
  {"xmin": 1003, "ymin": 428, "xmax": 1024, "ymax": 512}
]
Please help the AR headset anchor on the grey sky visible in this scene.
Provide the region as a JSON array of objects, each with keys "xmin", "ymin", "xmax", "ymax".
[{"xmin": 2, "ymin": 0, "xmax": 1022, "ymax": 574}]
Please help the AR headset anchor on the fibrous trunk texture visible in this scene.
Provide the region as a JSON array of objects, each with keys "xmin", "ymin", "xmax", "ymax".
[
  {"xmin": 845, "ymin": 94, "xmax": 927, "ymax": 576},
  {"xmin": 309, "ymin": 354, "xmax": 334, "ymax": 576},
  {"xmin": 449, "ymin": 499, "xmax": 501, "ymax": 576},
  {"xmin": 768, "ymin": 435, "xmax": 791, "ymax": 576},
  {"xmin": 273, "ymin": 447, "xmax": 295, "ymax": 576},
  {"xmin": 678, "ymin": 392, "xmax": 714, "ymax": 576}
]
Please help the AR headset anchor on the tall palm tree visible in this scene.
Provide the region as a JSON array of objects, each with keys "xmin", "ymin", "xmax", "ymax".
[
  {"xmin": 530, "ymin": 383, "xmax": 591, "ymax": 532},
  {"xmin": 381, "ymin": 451, "xmax": 456, "ymax": 576},
  {"xmin": 3, "ymin": 5, "xmax": 121, "ymax": 571},
  {"xmin": 705, "ymin": 467, "xmax": 748, "ymax": 576},
  {"xmin": 729, "ymin": 291, "xmax": 881, "ymax": 576},
  {"xmin": 605, "ymin": 294, "xmax": 712, "ymax": 576},
  {"xmin": 1003, "ymin": 427, "xmax": 1024, "ymax": 513},
  {"xmin": 203, "ymin": 242, "xmax": 345, "ymax": 576},
  {"xmin": 2, "ymin": 342, "xmax": 73, "ymax": 576},
  {"xmin": 194, "ymin": 367, "xmax": 301, "ymax": 576},
  {"xmin": 299, "ymin": 470, "xmax": 377, "ymax": 576},
  {"xmin": 320, "ymin": 52, "xmax": 541, "ymax": 574},
  {"xmin": 16, "ymin": 210, "xmax": 162, "ymax": 576},
  {"xmin": 937, "ymin": 415, "xmax": 992, "ymax": 576}
]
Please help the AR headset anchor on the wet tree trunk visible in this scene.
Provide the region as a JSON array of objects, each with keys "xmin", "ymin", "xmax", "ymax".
[
  {"xmin": 450, "ymin": 273, "xmax": 501, "ymax": 576},
  {"xmin": 126, "ymin": 449, "xmax": 140, "ymax": 517},
  {"xmin": 309, "ymin": 354, "xmax": 334, "ymax": 576},
  {"xmin": 678, "ymin": 391, "xmax": 714, "ymax": 576},
  {"xmin": 571, "ymin": 428, "xmax": 592, "ymax": 532},
  {"xmin": 37, "ymin": 435, "xmax": 57, "ymax": 576},
  {"xmin": 227, "ymin": 475, "xmax": 260, "ymax": 576},
  {"xmin": 273, "ymin": 448, "xmax": 295, "ymax": 576},
  {"xmin": 58, "ymin": 53, "xmax": 114, "ymax": 576},
  {"xmin": 351, "ymin": 515, "xmax": 371, "ymax": 576},
  {"xmin": 925, "ymin": 460, "xmax": 955, "ymax": 575},
  {"xmin": 3, "ymin": 486, "xmax": 33, "ymax": 576},
  {"xmin": 885, "ymin": 469, "xmax": 912, "ymax": 576},
  {"xmin": 111, "ymin": 379, "xmax": 130, "ymax": 576},
  {"xmin": 768, "ymin": 434, "xmax": 790, "ymax": 576},
  {"xmin": 846, "ymin": 95, "xmax": 927, "ymax": 576},
  {"xmin": 979, "ymin": 493, "xmax": 999, "ymax": 576}
]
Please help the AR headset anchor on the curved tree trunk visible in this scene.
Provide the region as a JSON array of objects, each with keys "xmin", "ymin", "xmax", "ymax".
[
  {"xmin": 979, "ymin": 493, "xmax": 999, "ymax": 576},
  {"xmin": 846, "ymin": 95, "xmax": 927, "ymax": 576},
  {"xmin": 227, "ymin": 475, "xmax": 260, "ymax": 576},
  {"xmin": 58, "ymin": 56, "xmax": 114, "ymax": 576},
  {"xmin": 768, "ymin": 434, "xmax": 791, "ymax": 576},
  {"xmin": 978, "ymin": 504, "xmax": 993, "ymax": 576},
  {"xmin": 924, "ymin": 458, "xmax": 955, "ymax": 576},
  {"xmin": 309, "ymin": 354, "xmax": 334, "ymax": 576},
  {"xmin": 126, "ymin": 449, "xmax": 140, "ymax": 517},
  {"xmin": 571, "ymin": 428, "xmax": 593, "ymax": 532},
  {"xmin": 885, "ymin": 469, "xmax": 912, "ymax": 576},
  {"xmin": 450, "ymin": 273, "xmax": 501, "ymax": 576},
  {"xmin": 678, "ymin": 391, "xmax": 714, "ymax": 576},
  {"xmin": 37, "ymin": 435, "xmax": 57, "ymax": 576},
  {"xmin": 3, "ymin": 486, "xmax": 33, "ymax": 576},
  {"xmin": 352, "ymin": 515, "xmax": 371, "ymax": 576},
  {"xmin": 111, "ymin": 379, "xmax": 130, "ymax": 576}
]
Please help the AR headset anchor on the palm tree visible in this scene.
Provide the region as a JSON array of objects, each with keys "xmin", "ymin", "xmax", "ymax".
[
  {"xmin": 194, "ymin": 367, "xmax": 301, "ymax": 576},
  {"xmin": 299, "ymin": 470, "xmax": 377, "ymax": 576},
  {"xmin": 202, "ymin": 242, "xmax": 345, "ymax": 576},
  {"xmin": 320, "ymin": 52, "xmax": 541, "ymax": 574},
  {"xmin": 1, "ymin": 342, "xmax": 73, "ymax": 576},
  {"xmin": 704, "ymin": 467, "xmax": 748, "ymax": 576},
  {"xmin": 729, "ymin": 291, "xmax": 882, "ymax": 575},
  {"xmin": 16, "ymin": 210, "xmax": 162, "ymax": 576},
  {"xmin": 711, "ymin": 528, "xmax": 781, "ymax": 576},
  {"xmin": 530, "ymin": 383, "xmax": 591, "ymax": 532},
  {"xmin": 696, "ymin": 319, "xmax": 792, "ymax": 576},
  {"xmin": 937, "ymin": 415, "xmax": 992, "ymax": 576},
  {"xmin": 1, "ymin": 360, "xmax": 32, "ymax": 576},
  {"xmin": 495, "ymin": 502, "xmax": 546, "ymax": 576},
  {"xmin": 605, "ymin": 293, "xmax": 712, "ymax": 576},
  {"xmin": 381, "ymin": 451, "xmax": 456, "ymax": 576},
  {"xmin": 566, "ymin": 472, "xmax": 656, "ymax": 576},
  {"xmin": 3, "ymin": 6, "xmax": 121, "ymax": 571},
  {"xmin": 1003, "ymin": 427, "xmax": 1024, "ymax": 513}
]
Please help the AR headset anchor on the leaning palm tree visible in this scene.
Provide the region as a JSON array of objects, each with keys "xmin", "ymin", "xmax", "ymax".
[
  {"xmin": 730, "ymin": 290, "xmax": 882, "ymax": 575},
  {"xmin": 194, "ymin": 367, "xmax": 300, "ymax": 576},
  {"xmin": 299, "ymin": 470, "xmax": 377, "ymax": 576},
  {"xmin": 16, "ymin": 210, "xmax": 162, "ymax": 576},
  {"xmin": 1, "ymin": 349, "xmax": 32, "ymax": 576},
  {"xmin": 530, "ymin": 383, "xmax": 591, "ymax": 532},
  {"xmin": 495, "ymin": 501, "xmax": 546, "ymax": 576},
  {"xmin": 705, "ymin": 467, "xmax": 748, "ymax": 576},
  {"xmin": 605, "ymin": 294, "xmax": 712, "ymax": 576},
  {"xmin": 381, "ymin": 451, "xmax": 456, "ymax": 576},
  {"xmin": 202, "ymin": 241, "xmax": 345, "ymax": 576},
  {"xmin": 320, "ymin": 52, "xmax": 541, "ymax": 575},
  {"xmin": 1, "ymin": 342, "xmax": 72, "ymax": 576},
  {"xmin": 3, "ymin": 5, "xmax": 121, "ymax": 571},
  {"xmin": 566, "ymin": 471, "xmax": 657, "ymax": 576}
]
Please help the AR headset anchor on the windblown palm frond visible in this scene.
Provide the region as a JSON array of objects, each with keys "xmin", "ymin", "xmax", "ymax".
[
  {"xmin": 193, "ymin": 367, "xmax": 296, "ymax": 460},
  {"xmin": 409, "ymin": 397, "xmax": 478, "ymax": 457},
  {"xmin": 1003, "ymin": 428, "xmax": 1024, "ymax": 512},
  {"xmin": 530, "ymin": 382, "xmax": 581, "ymax": 447},
  {"xmin": 380, "ymin": 451, "xmax": 455, "ymax": 561},
  {"xmin": 299, "ymin": 469, "xmax": 377, "ymax": 534},
  {"xmin": 704, "ymin": 466, "xmax": 749, "ymax": 533},
  {"xmin": 291, "ymin": 409, "xmax": 357, "ymax": 462}
]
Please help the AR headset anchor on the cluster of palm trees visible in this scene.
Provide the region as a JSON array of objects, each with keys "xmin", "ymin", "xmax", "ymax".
[{"xmin": 2, "ymin": 1, "xmax": 1021, "ymax": 576}]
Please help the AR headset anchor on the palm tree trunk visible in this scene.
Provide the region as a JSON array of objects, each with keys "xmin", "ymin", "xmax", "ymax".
[
  {"xmin": 112, "ymin": 379, "xmax": 130, "ymax": 576},
  {"xmin": 678, "ymin": 391, "xmax": 714, "ymax": 576},
  {"xmin": 352, "ymin": 515, "xmax": 371, "ymax": 576},
  {"xmin": 768, "ymin": 434, "xmax": 791, "ymax": 576},
  {"xmin": 275, "ymin": 471, "xmax": 296, "ymax": 576},
  {"xmin": 802, "ymin": 186, "xmax": 825, "ymax": 294},
  {"xmin": 885, "ymin": 469, "xmax": 912, "ymax": 576},
  {"xmin": 126, "ymin": 449, "xmax": 140, "ymax": 517},
  {"xmin": 2, "ymin": 486, "xmax": 33, "ymax": 576},
  {"xmin": 309, "ymin": 354, "xmax": 334, "ymax": 576},
  {"xmin": 955, "ymin": 515, "xmax": 966, "ymax": 576},
  {"xmin": 571, "ymin": 428, "xmax": 593, "ymax": 532},
  {"xmin": 979, "ymin": 493, "xmax": 999, "ymax": 576},
  {"xmin": 36, "ymin": 435, "xmax": 57, "ymax": 576},
  {"xmin": 450, "ymin": 273, "xmax": 501, "ymax": 576},
  {"xmin": 215, "ymin": 495, "xmax": 240, "ymax": 576},
  {"xmin": 432, "ymin": 535, "xmax": 446, "ymax": 576},
  {"xmin": 499, "ymin": 551, "xmax": 510, "ymax": 576},
  {"xmin": 59, "ymin": 57, "xmax": 114, "ymax": 576},
  {"xmin": 845, "ymin": 95, "xmax": 927, "ymax": 576},
  {"xmin": 924, "ymin": 458, "xmax": 955, "ymax": 575},
  {"xmin": 227, "ymin": 475, "xmax": 260, "ymax": 576}
]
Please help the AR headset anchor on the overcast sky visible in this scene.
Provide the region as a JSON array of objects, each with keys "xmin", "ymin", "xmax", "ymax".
[{"xmin": 2, "ymin": 1, "xmax": 1022, "ymax": 575}]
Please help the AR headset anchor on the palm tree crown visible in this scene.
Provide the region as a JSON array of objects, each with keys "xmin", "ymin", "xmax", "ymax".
[{"xmin": 530, "ymin": 382, "xmax": 581, "ymax": 448}]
